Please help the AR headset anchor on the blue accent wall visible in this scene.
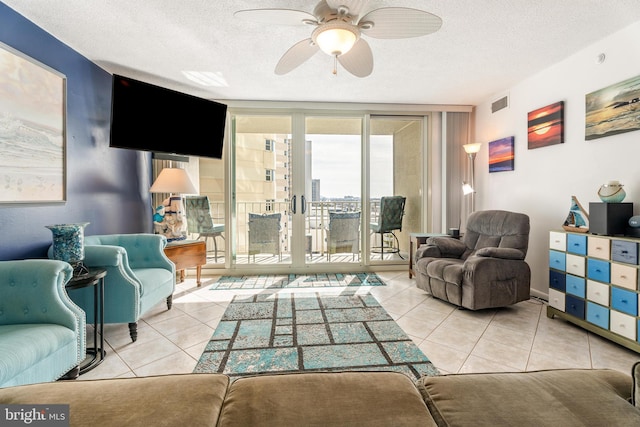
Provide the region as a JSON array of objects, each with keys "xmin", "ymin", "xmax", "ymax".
[{"xmin": 0, "ymin": 3, "xmax": 152, "ymax": 260}]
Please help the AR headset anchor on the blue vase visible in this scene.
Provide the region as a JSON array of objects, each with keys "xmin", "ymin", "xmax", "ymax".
[{"xmin": 46, "ymin": 223, "xmax": 89, "ymax": 265}]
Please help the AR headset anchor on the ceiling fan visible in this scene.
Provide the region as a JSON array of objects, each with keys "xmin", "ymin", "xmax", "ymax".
[{"xmin": 234, "ymin": 0, "xmax": 442, "ymax": 77}]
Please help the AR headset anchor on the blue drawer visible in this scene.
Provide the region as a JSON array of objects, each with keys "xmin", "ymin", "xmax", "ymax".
[
  {"xmin": 567, "ymin": 234, "xmax": 587, "ymax": 255},
  {"xmin": 587, "ymin": 302, "xmax": 609, "ymax": 330},
  {"xmin": 549, "ymin": 270, "xmax": 566, "ymax": 292},
  {"xmin": 549, "ymin": 250, "xmax": 566, "ymax": 271},
  {"xmin": 611, "ymin": 287, "xmax": 638, "ymax": 316},
  {"xmin": 587, "ymin": 259, "xmax": 610, "ymax": 282},
  {"xmin": 565, "ymin": 295, "xmax": 585, "ymax": 319},
  {"xmin": 611, "ymin": 240, "xmax": 638, "ymax": 265},
  {"xmin": 566, "ymin": 275, "xmax": 586, "ymax": 298}
]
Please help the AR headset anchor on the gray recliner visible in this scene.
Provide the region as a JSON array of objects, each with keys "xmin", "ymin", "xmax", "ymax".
[{"xmin": 414, "ymin": 210, "xmax": 531, "ymax": 310}]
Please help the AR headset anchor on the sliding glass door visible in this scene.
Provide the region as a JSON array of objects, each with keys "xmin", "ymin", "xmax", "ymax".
[
  {"xmin": 213, "ymin": 111, "xmax": 424, "ymax": 272},
  {"xmin": 369, "ymin": 117, "xmax": 423, "ymax": 263},
  {"xmin": 304, "ymin": 116, "xmax": 362, "ymax": 265},
  {"xmin": 232, "ymin": 115, "xmax": 293, "ymax": 267}
]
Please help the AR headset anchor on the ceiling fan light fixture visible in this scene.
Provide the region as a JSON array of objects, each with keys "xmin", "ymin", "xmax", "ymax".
[{"xmin": 312, "ymin": 21, "xmax": 359, "ymax": 56}]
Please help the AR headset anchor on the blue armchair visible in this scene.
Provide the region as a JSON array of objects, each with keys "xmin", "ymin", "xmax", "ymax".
[
  {"xmin": 0, "ymin": 259, "xmax": 85, "ymax": 388},
  {"xmin": 67, "ymin": 234, "xmax": 175, "ymax": 342}
]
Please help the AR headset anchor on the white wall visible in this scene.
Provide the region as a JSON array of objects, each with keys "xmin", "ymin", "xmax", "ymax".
[{"xmin": 474, "ymin": 21, "xmax": 640, "ymax": 298}]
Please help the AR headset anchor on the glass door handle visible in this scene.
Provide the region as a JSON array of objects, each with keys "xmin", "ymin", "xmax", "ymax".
[
  {"xmin": 301, "ymin": 195, "xmax": 306, "ymax": 214},
  {"xmin": 291, "ymin": 195, "xmax": 297, "ymax": 214}
]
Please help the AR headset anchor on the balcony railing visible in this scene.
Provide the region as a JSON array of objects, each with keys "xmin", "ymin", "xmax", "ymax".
[{"xmin": 190, "ymin": 200, "xmax": 404, "ymax": 261}]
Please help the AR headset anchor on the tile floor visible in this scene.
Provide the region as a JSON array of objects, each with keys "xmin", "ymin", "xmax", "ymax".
[{"xmin": 79, "ymin": 270, "xmax": 640, "ymax": 381}]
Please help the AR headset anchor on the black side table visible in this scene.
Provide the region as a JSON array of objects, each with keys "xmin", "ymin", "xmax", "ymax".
[{"xmin": 66, "ymin": 268, "xmax": 107, "ymax": 374}]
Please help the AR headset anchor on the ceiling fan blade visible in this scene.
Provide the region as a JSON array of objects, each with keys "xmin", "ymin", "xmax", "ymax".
[
  {"xmin": 325, "ymin": 0, "xmax": 371, "ymax": 20},
  {"xmin": 275, "ymin": 38, "xmax": 320, "ymax": 75},
  {"xmin": 234, "ymin": 8, "xmax": 317, "ymax": 25},
  {"xmin": 337, "ymin": 38, "xmax": 373, "ymax": 77},
  {"xmin": 359, "ymin": 7, "xmax": 443, "ymax": 39}
]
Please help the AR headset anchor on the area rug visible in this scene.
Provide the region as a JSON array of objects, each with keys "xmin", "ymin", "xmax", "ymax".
[
  {"xmin": 209, "ymin": 273, "xmax": 386, "ymax": 290},
  {"xmin": 193, "ymin": 292, "xmax": 439, "ymax": 380}
]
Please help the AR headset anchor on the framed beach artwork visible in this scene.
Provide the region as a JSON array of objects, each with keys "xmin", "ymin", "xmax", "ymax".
[
  {"xmin": 0, "ymin": 41, "xmax": 66, "ymax": 203},
  {"xmin": 488, "ymin": 136, "xmax": 514, "ymax": 173},
  {"xmin": 585, "ymin": 74, "xmax": 640, "ymax": 141},
  {"xmin": 527, "ymin": 101, "xmax": 564, "ymax": 149}
]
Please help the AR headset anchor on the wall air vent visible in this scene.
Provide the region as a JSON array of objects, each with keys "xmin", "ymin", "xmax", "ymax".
[{"xmin": 491, "ymin": 95, "xmax": 509, "ymax": 113}]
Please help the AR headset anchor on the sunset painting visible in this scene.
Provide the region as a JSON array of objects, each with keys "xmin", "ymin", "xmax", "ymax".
[
  {"xmin": 527, "ymin": 101, "xmax": 564, "ymax": 149},
  {"xmin": 489, "ymin": 137, "xmax": 514, "ymax": 173}
]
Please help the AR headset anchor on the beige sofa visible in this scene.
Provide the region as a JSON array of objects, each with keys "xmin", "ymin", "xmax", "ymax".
[{"xmin": 1, "ymin": 368, "xmax": 639, "ymax": 426}]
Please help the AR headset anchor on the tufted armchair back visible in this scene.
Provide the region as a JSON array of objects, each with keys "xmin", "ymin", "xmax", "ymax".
[
  {"xmin": 0, "ymin": 260, "xmax": 79, "ymax": 329},
  {"xmin": 84, "ymin": 233, "xmax": 173, "ymax": 270},
  {"xmin": 0, "ymin": 259, "xmax": 86, "ymax": 386},
  {"xmin": 461, "ymin": 210, "xmax": 530, "ymax": 260}
]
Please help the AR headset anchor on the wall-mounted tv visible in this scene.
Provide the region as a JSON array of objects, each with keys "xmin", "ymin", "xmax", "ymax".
[{"xmin": 109, "ymin": 74, "xmax": 227, "ymax": 159}]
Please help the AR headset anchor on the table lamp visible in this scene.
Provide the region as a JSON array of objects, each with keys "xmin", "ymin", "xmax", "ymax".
[{"xmin": 150, "ymin": 168, "xmax": 197, "ymax": 241}]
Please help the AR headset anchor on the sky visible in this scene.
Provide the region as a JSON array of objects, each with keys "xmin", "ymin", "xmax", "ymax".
[{"xmin": 309, "ymin": 134, "xmax": 393, "ymax": 199}]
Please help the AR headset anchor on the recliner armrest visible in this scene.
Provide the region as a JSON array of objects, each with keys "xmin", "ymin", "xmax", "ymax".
[
  {"xmin": 475, "ymin": 247, "xmax": 525, "ymax": 260},
  {"xmin": 415, "ymin": 237, "xmax": 467, "ymax": 260}
]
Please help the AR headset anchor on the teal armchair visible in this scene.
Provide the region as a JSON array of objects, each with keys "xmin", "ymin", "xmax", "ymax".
[
  {"xmin": 0, "ymin": 259, "xmax": 85, "ymax": 388},
  {"xmin": 67, "ymin": 234, "xmax": 175, "ymax": 342}
]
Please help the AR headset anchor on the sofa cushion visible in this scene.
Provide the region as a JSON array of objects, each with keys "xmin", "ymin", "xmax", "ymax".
[
  {"xmin": 0, "ymin": 324, "xmax": 75, "ymax": 385},
  {"xmin": 416, "ymin": 369, "xmax": 640, "ymax": 427},
  {"xmin": 219, "ymin": 371, "xmax": 437, "ymax": 427},
  {"xmin": 0, "ymin": 374, "xmax": 229, "ymax": 427}
]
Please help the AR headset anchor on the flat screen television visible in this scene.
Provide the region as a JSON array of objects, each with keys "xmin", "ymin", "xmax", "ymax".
[{"xmin": 109, "ymin": 74, "xmax": 227, "ymax": 159}]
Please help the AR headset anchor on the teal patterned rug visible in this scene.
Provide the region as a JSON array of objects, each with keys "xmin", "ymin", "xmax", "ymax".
[
  {"xmin": 209, "ymin": 273, "xmax": 386, "ymax": 290},
  {"xmin": 193, "ymin": 292, "xmax": 439, "ymax": 380}
]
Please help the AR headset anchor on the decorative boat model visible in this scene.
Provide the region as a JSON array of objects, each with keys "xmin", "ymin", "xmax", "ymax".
[{"xmin": 562, "ymin": 195, "xmax": 589, "ymax": 233}]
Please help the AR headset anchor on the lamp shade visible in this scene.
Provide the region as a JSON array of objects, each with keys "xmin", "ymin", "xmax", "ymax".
[
  {"xmin": 463, "ymin": 143, "xmax": 482, "ymax": 154},
  {"xmin": 312, "ymin": 21, "xmax": 359, "ymax": 56},
  {"xmin": 150, "ymin": 168, "xmax": 197, "ymax": 194}
]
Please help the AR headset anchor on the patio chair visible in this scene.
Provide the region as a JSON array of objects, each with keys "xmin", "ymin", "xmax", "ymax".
[
  {"xmin": 370, "ymin": 196, "xmax": 406, "ymax": 259},
  {"xmin": 248, "ymin": 213, "xmax": 282, "ymax": 262},
  {"xmin": 326, "ymin": 211, "xmax": 361, "ymax": 261},
  {"xmin": 184, "ymin": 196, "xmax": 225, "ymax": 262}
]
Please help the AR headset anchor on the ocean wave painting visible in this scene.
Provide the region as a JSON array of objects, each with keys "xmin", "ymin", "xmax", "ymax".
[
  {"xmin": 0, "ymin": 42, "xmax": 65, "ymax": 203},
  {"xmin": 489, "ymin": 136, "xmax": 514, "ymax": 173},
  {"xmin": 586, "ymin": 74, "xmax": 640, "ymax": 141}
]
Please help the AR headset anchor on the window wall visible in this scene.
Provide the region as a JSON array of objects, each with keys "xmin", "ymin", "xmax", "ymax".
[{"xmin": 192, "ymin": 103, "xmax": 471, "ymax": 274}]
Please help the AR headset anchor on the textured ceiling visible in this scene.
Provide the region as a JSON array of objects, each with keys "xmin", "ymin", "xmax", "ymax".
[{"xmin": 4, "ymin": 0, "xmax": 640, "ymax": 106}]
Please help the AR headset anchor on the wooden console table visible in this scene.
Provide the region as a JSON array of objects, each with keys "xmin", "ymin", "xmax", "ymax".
[
  {"xmin": 409, "ymin": 233, "xmax": 448, "ymax": 279},
  {"xmin": 164, "ymin": 240, "xmax": 206, "ymax": 286}
]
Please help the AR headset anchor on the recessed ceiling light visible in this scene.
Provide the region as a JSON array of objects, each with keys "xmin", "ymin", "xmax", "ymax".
[{"xmin": 182, "ymin": 71, "xmax": 228, "ymax": 87}]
